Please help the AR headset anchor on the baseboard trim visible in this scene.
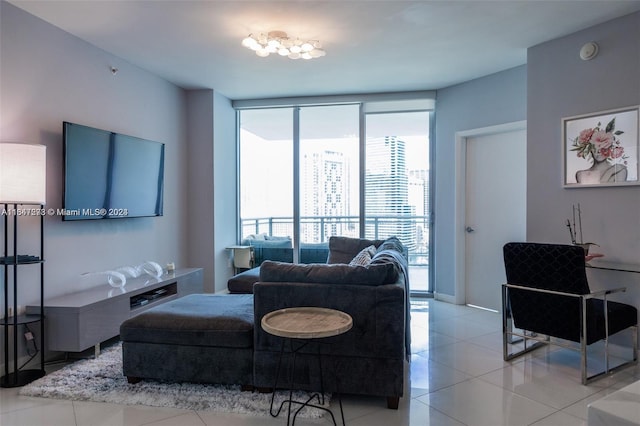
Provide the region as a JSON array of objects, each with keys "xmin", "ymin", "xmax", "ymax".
[{"xmin": 433, "ymin": 292, "xmax": 458, "ymax": 304}]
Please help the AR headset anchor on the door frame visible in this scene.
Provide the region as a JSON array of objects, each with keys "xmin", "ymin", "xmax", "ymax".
[{"xmin": 453, "ymin": 120, "xmax": 527, "ymax": 305}]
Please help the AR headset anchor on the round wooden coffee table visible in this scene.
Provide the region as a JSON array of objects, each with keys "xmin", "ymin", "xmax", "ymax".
[
  {"xmin": 261, "ymin": 307, "xmax": 353, "ymax": 426},
  {"xmin": 262, "ymin": 307, "xmax": 353, "ymax": 339}
]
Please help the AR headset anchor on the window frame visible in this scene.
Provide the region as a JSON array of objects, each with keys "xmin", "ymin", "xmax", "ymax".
[{"xmin": 235, "ymin": 93, "xmax": 435, "ymax": 294}]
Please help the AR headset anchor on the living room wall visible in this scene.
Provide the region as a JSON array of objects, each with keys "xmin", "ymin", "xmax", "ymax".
[
  {"xmin": 527, "ymin": 12, "xmax": 640, "ymax": 310},
  {"xmin": 186, "ymin": 89, "xmax": 236, "ymax": 293},
  {"xmin": 0, "ymin": 3, "xmax": 190, "ymax": 308},
  {"xmin": 434, "ymin": 66, "xmax": 527, "ymax": 300},
  {"xmin": 212, "ymin": 92, "xmax": 237, "ymax": 293}
]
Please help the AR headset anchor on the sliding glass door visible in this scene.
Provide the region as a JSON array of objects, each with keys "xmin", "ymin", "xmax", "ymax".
[
  {"xmin": 365, "ymin": 111, "xmax": 431, "ymax": 293},
  {"xmin": 299, "ymin": 105, "xmax": 360, "ymax": 247},
  {"xmin": 238, "ymin": 108, "xmax": 294, "ymax": 263},
  {"xmin": 238, "ymin": 103, "xmax": 432, "ymax": 293}
]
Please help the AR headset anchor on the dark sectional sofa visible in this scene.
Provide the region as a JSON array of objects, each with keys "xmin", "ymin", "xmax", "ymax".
[{"xmin": 120, "ymin": 236, "xmax": 410, "ymax": 409}]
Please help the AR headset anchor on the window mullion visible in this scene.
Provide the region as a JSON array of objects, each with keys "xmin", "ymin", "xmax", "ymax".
[
  {"xmin": 293, "ymin": 107, "xmax": 300, "ymax": 263},
  {"xmin": 359, "ymin": 103, "xmax": 366, "ymax": 238}
]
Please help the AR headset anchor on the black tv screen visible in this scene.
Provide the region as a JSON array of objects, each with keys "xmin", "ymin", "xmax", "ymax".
[{"xmin": 63, "ymin": 122, "xmax": 164, "ymax": 221}]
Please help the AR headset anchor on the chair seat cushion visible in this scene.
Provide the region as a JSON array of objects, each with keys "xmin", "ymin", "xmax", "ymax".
[
  {"xmin": 511, "ymin": 292, "xmax": 638, "ymax": 345},
  {"xmin": 120, "ymin": 294, "xmax": 254, "ymax": 348},
  {"xmin": 587, "ymin": 299, "xmax": 638, "ymax": 345}
]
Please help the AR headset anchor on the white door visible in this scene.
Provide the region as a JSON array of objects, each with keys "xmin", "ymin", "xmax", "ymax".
[{"xmin": 464, "ymin": 128, "xmax": 526, "ymax": 311}]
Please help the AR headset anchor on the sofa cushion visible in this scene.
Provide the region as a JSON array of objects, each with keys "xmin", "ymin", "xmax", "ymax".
[
  {"xmin": 259, "ymin": 260, "xmax": 397, "ymax": 286},
  {"xmin": 327, "ymin": 236, "xmax": 384, "ymax": 264},
  {"xmin": 228, "ymin": 266, "xmax": 261, "ymax": 294}
]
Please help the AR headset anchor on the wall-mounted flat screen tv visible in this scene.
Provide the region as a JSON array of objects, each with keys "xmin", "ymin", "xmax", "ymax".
[{"xmin": 63, "ymin": 122, "xmax": 164, "ymax": 221}]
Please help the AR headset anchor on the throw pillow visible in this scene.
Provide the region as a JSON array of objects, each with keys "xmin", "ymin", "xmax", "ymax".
[{"xmin": 349, "ymin": 245, "xmax": 377, "ymax": 266}]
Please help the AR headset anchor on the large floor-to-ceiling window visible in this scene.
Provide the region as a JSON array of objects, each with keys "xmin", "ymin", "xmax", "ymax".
[
  {"xmin": 299, "ymin": 105, "xmax": 361, "ymax": 244},
  {"xmin": 236, "ymin": 95, "xmax": 433, "ymax": 294},
  {"xmin": 365, "ymin": 111, "xmax": 430, "ymax": 292},
  {"xmin": 238, "ymin": 108, "xmax": 293, "ymax": 240}
]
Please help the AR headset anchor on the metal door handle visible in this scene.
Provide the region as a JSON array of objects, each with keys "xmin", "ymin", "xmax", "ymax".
[{"xmin": 466, "ymin": 226, "xmax": 475, "ymax": 233}]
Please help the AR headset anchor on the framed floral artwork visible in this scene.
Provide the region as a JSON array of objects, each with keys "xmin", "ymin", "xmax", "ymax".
[{"xmin": 563, "ymin": 105, "xmax": 640, "ymax": 188}]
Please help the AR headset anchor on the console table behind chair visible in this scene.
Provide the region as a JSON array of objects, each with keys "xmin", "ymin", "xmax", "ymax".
[{"xmin": 586, "ymin": 259, "xmax": 640, "ymax": 274}]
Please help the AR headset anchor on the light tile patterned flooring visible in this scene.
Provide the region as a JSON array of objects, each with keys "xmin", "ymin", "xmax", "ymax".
[{"xmin": 1, "ymin": 299, "xmax": 638, "ymax": 425}]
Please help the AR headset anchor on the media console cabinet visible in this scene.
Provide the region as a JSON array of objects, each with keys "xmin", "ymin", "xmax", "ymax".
[{"xmin": 26, "ymin": 268, "xmax": 203, "ymax": 355}]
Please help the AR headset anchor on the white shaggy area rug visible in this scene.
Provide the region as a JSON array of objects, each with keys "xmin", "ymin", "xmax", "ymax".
[{"xmin": 20, "ymin": 343, "xmax": 330, "ymax": 419}]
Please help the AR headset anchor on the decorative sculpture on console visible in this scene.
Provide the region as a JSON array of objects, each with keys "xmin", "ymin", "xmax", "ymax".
[
  {"xmin": 81, "ymin": 270, "xmax": 128, "ymax": 288},
  {"xmin": 138, "ymin": 261, "xmax": 163, "ymax": 278},
  {"xmin": 116, "ymin": 265, "xmax": 141, "ymax": 279},
  {"xmin": 82, "ymin": 261, "xmax": 164, "ymax": 288}
]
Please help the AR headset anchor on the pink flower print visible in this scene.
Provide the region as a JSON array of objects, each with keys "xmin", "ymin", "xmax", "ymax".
[
  {"xmin": 598, "ymin": 147, "xmax": 611, "ymax": 158},
  {"xmin": 578, "ymin": 128, "xmax": 595, "ymax": 144},
  {"xmin": 592, "ymin": 131, "xmax": 613, "ymax": 150},
  {"xmin": 610, "ymin": 145, "xmax": 625, "ymax": 159}
]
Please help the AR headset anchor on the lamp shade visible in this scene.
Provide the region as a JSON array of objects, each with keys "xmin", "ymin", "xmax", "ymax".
[{"xmin": 0, "ymin": 143, "xmax": 47, "ymax": 204}]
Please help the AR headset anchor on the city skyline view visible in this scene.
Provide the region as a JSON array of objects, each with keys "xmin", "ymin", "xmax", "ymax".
[
  {"xmin": 238, "ymin": 107, "xmax": 431, "ymax": 292},
  {"xmin": 240, "ymin": 129, "xmax": 429, "ymax": 249}
]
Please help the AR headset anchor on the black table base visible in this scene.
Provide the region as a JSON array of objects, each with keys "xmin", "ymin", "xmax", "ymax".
[{"xmin": 269, "ymin": 338, "xmax": 345, "ymax": 426}]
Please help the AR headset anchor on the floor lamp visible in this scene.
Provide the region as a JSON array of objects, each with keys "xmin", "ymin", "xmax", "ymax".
[{"xmin": 0, "ymin": 142, "xmax": 47, "ymax": 387}]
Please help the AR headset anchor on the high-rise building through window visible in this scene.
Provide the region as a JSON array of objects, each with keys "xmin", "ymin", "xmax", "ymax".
[
  {"xmin": 301, "ymin": 150, "xmax": 353, "ymax": 242},
  {"xmin": 238, "ymin": 105, "xmax": 431, "ymax": 293},
  {"xmin": 365, "ymin": 136, "xmax": 415, "ymax": 249}
]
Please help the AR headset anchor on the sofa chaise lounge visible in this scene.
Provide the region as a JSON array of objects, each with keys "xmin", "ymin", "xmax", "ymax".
[{"xmin": 120, "ymin": 236, "xmax": 410, "ymax": 409}]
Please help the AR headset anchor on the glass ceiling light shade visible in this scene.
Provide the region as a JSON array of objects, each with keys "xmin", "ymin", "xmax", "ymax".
[
  {"xmin": 241, "ymin": 30, "xmax": 326, "ymax": 60},
  {"xmin": 0, "ymin": 143, "xmax": 46, "ymax": 204}
]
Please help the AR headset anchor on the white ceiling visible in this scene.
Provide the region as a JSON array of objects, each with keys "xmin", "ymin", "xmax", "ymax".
[{"xmin": 10, "ymin": 0, "xmax": 640, "ymax": 100}]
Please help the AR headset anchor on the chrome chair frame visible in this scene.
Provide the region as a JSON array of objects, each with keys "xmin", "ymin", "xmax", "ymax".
[{"xmin": 502, "ymin": 283, "xmax": 638, "ymax": 385}]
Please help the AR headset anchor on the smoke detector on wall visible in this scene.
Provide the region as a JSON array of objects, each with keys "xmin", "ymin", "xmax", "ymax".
[{"xmin": 579, "ymin": 42, "xmax": 599, "ymax": 61}]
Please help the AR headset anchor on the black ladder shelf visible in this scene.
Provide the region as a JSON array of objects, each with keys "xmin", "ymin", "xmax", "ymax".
[{"xmin": 1, "ymin": 203, "xmax": 46, "ymax": 387}]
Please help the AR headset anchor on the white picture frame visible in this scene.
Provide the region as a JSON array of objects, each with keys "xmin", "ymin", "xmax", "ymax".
[{"xmin": 563, "ymin": 105, "xmax": 639, "ymax": 188}]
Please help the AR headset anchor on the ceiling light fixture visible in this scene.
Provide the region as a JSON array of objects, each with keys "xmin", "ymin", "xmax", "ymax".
[{"xmin": 241, "ymin": 30, "xmax": 326, "ymax": 60}]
